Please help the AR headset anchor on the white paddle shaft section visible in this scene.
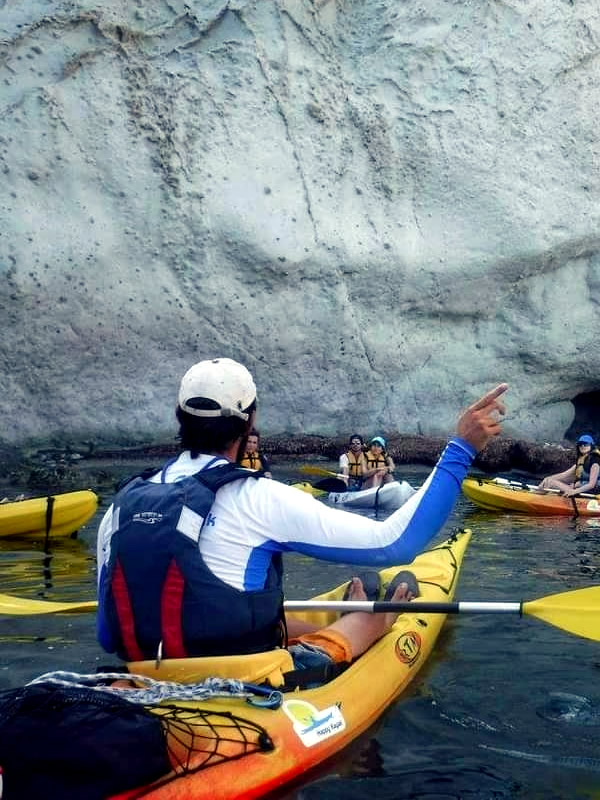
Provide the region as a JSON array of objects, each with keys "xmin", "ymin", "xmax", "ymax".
[
  {"xmin": 454, "ymin": 601, "xmax": 522, "ymax": 613},
  {"xmin": 284, "ymin": 600, "xmax": 523, "ymax": 614}
]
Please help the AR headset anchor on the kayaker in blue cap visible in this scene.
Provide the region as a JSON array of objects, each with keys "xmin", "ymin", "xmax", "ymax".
[
  {"xmin": 362, "ymin": 435, "xmax": 395, "ymax": 489},
  {"xmin": 96, "ymin": 357, "xmax": 507, "ymax": 681},
  {"xmin": 538, "ymin": 434, "xmax": 600, "ymax": 496}
]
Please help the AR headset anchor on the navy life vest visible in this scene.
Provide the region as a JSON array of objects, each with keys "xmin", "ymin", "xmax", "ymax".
[{"xmin": 97, "ymin": 462, "xmax": 285, "ymax": 661}]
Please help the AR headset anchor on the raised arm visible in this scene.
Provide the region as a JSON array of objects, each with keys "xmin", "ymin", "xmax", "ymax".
[
  {"xmin": 338, "ymin": 452, "xmax": 350, "ymax": 485},
  {"xmin": 260, "ymin": 384, "xmax": 508, "ymax": 566}
]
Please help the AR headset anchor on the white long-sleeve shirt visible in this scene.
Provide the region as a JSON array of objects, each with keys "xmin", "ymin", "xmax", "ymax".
[{"xmin": 97, "ymin": 438, "xmax": 475, "ymax": 592}]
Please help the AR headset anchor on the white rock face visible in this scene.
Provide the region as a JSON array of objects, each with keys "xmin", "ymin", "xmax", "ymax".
[{"xmin": 1, "ymin": 0, "xmax": 599, "ymax": 446}]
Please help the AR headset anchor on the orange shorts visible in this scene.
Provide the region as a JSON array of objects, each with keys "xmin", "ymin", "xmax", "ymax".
[{"xmin": 288, "ymin": 628, "xmax": 353, "ymax": 664}]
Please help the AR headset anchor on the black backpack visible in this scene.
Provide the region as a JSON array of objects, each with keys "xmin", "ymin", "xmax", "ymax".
[{"xmin": 0, "ymin": 682, "xmax": 171, "ymax": 799}]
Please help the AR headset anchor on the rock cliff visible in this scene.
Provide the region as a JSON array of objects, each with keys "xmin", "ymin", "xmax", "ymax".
[{"xmin": 1, "ymin": 0, "xmax": 599, "ymax": 448}]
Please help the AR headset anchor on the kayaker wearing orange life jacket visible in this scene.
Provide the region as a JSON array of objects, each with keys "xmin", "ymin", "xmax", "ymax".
[
  {"xmin": 238, "ymin": 428, "xmax": 272, "ymax": 478},
  {"xmin": 361, "ymin": 436, "xmax": 395, "ymax": 490},
  {"xmin": 96, "ymin": 357, "xmax": 507, "ymax": 674},
  {"xmin": 339, "ymin": 434, "xmax": 367, "ymax": 489},
  {"xmin": 538, "ymin": 434, "xmax": 600, "ymax": 497}
]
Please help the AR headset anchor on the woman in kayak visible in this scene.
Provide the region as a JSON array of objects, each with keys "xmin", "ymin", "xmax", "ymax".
[
  {"xmin": 238, "ymin": 428, "xmax": 272, "ymax": 478},
  {"xmin": 538, "ymin": 434, "xmax": 600, "ymax": 497},
  {"xmin": 361, "ymin": 436, "xmax": 395, "ymax": 489},
  {"xmin": 96, "ymin": 358, "xmax": 507, "ymax": 678}
]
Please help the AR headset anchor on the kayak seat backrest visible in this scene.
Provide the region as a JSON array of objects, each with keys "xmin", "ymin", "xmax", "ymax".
[{"xmin": 127, "ymin": 648, "xmax": 295, "ymax": 688}]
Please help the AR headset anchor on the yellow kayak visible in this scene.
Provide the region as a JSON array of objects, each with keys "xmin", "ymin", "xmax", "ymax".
[
  {"xmin": 462, "ymin": 477, "xmax": 600, "ymax": 516},
  {"xmin": 0, "ymin": 490, "xmax": 99, "ymax": 538},
  {"xmin": 111, "ymin": 529, "xmax": 471, "ymax": 800}
]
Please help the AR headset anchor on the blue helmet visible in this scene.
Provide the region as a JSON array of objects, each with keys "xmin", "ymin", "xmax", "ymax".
[
  {"xmin": 370, "ymin": 436, "xmax": 386, "ymax": 448},
  {"xmin": 577, "ymin": 434, "xmax": 595, "ymax": 446}
]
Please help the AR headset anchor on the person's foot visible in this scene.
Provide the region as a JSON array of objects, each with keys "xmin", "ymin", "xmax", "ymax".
[
  {"xmin": 341, "ymin": 571, "xmax": 381, "ymax": 615},
  {"xmin": 344, "ymin": 570, "xmax": 380, "ymax": 601},
  {"xmin": 383, "ymin": 570, "xmax": 419, "ymax": 601},
  {"xmin": 381, "ymin": 576, "xmax": 418, "ymax": 629},
  {"xmin": 344, "ymin": 573, "xmax": 417, "ymax": 632},
  {"xmin": 345, "ymin": 576, "xmax": 368, "ymax": 601}
]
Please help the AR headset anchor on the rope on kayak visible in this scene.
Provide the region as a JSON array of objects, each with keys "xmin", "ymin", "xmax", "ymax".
[
  {"xmin": 27, "ymin": 670, "xmax": 282, "ymax": 708},
  {"xmin": 43, "ymin": 494, "xmax": 55, "ymax": 553}
]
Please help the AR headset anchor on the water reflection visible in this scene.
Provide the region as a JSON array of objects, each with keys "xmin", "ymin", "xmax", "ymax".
[
  {"xmin": 0, "ymin": 536, "xmax": 95, "ymax": 598},
  {"xmin": 1, "ymin": 463, "xmax": 600, "ymax": 798}
]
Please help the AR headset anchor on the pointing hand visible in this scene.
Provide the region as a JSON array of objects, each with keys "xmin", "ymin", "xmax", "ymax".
[{"xmin": 456, "ymin": 383, "xmax": 508, "ymax": 452}]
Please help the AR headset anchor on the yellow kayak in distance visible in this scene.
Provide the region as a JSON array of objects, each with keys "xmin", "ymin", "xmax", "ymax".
[
  {"xmin": 0, "ymin": 490, "xmax": 99, "ymax": 538},
  {"xmin": 109, "ymin": 529, "xmax": 471, "ymax": 800},
  {"xmin": 462, "ymin": 477, "xmax": 600, "ymax": 516}
]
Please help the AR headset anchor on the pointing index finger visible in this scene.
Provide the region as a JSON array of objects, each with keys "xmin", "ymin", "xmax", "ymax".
[{"xmin": 469, "ymin": 383, "xmax": 509, "ymax": 411}]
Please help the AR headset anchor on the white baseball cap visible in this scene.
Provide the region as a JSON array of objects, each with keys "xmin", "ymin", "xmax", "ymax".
[{"xmin": 178, "ymin": 358, "xmax": 257, "ymax": 421}]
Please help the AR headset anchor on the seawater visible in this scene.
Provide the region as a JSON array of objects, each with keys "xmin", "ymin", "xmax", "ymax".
[{"xmin": 1, "ymin": 461, "xmax": 600, "ymax": 799}]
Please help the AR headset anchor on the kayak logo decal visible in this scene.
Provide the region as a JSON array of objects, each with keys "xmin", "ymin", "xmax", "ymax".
[
  {"xmin": 132, "ymin": 512, "xmax": 163, "ymax": 525},
  {"xmin": 586, "ymin": 500, "xmax": 600, "ymax": 511},
  {"xmin": 282, "ymin": 699, "xmax": 346, "ymax": 747},
  {"xmin": 395, "ymin": 631, "xmax": 422, "ymax": 665}
]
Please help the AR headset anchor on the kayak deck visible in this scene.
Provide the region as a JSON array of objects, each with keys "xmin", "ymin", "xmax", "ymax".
[
  {"xmin": 0, "ymin": 490, "xmax": 99, "ymax": 538},
  {"xmin": 292, "ymin": 480, "xmax": 415, "ymax": 510},
  {"xmin": 327, "ymin": 479, "xmax": 416, "ymax": 510},
  {"xmin": 113, "ymin": 529, "xmax": 471, "ymax": 800},
  {"xmin": 462, "ymin": 478, "xmax": 600, "ymax": 516}
]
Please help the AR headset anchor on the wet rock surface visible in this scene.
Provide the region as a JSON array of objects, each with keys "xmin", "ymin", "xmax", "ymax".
[{"xmin": 0, "ymin": 435, "xmax": 575, "ymax": 493}]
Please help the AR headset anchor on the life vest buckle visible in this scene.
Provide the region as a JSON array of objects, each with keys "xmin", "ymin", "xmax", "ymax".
[{"xmin": 155, "ymin": 640, "xmax": 163, "ymax": 669}]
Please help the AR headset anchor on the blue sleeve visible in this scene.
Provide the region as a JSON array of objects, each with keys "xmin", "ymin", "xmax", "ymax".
[
  {"xmin": 371, "ymin": 437, "xmax": 475, "ymax": 563},
  {"xmin": 283, "ymin": 438, "xmax": 475, "ymax": 567}
]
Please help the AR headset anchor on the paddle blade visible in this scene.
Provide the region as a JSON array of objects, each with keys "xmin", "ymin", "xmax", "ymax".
[
  {"xmin": 523, "ymin": 586, "xmax": 600, "ymax": 641},
  {"xmin": 0, "ymin": 592, "xmax": 97, "ymax": 615},
  {"xmin": 292, "ymin": 482, "xmax": 326, "ymax": 497},
  {"xmin": 298, "ymin": 465, "xmax": 337, "ymax": 477},
  {"xmin": 313, "ymin": 478, "xmax": 347, "ymax": 492}
]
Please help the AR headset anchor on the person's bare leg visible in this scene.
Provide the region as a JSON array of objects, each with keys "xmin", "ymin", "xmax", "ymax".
[
  {"xmin": 363, "ymin": 471, "xmax": 385, "ymax": 490},
  {"xmin": 324, "ymin": 576, "xmax": 416, "ymax": 659},
  {"xmin": 538, "ymin": 478, "xmax": 573, "ymax": 493},
  {"xmin": 286, "ymin": 616, "xmax": 321, "ymax": 638}
]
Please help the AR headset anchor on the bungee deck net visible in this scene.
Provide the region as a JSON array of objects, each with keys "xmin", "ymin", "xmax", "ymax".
[{"xmin": 148, "ymin": 702, "xmax": 275, "ymax": 782}]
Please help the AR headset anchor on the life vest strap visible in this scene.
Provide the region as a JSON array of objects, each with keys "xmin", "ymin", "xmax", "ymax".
[
  {"xmin": 161, "ymin": 559, "xmax": 187, "ymax": 659},
  {"xmin": 282, "ymin": 660, "xmax": 349, "ymax": 690},
  {"xmin": 112, "ymin": 560, "xmax": 144, "ymax": 662}
]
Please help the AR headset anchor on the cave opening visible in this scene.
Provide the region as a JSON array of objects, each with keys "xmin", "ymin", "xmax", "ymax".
[{"xmin": 564, "ymin": 389, "xmax": 600, "ymax": 443}]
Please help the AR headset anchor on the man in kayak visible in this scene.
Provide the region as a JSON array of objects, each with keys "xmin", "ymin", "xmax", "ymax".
[
  {"xmin": 96, "ymin": 358, "xmax": 507, "ymax": 676},
  {"xmin": 339, "ymin": 434, "xmax": 367, "ymax": 489}
]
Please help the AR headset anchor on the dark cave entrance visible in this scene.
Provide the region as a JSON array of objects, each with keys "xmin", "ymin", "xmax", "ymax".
[{"xmin": 564, "ymin": 389, "xmax": 600, "ymax": 442}]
